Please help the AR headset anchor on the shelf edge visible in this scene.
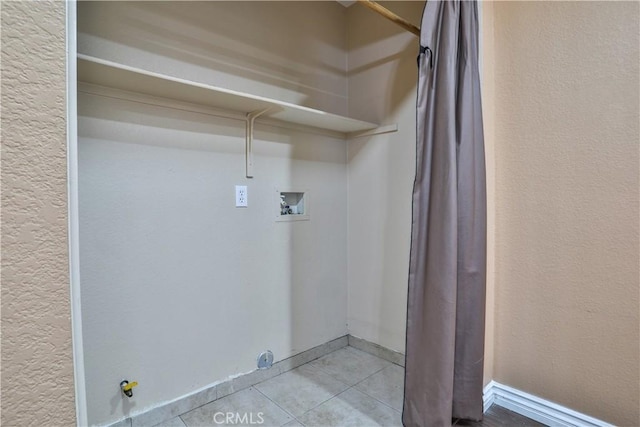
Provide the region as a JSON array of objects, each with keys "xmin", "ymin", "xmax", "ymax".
[
  {"xmin": 347, "ymin": 124, "xmax": 399, "ymax": 139},
  {"xmin": 77, "ymin": 54, "xmax": 379, "ymax": 134}
]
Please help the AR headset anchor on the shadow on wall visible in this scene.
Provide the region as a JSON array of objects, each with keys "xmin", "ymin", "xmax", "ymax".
[
  {"xmin": 347, "ymin": 1, "xmax": 421, "ymax": 124},
  {"xmin": 347, "ymin": 39, "xmax": 417, "ymax": 125},
  {"xmin": 278, "ymin": 122, "xmax": 349, "ymax": 357},
  {"xmin": 78, "ymin": 1, "xmax": 349, "ymax": 114},
  {"xmin": 346, "ymin": 1, "xmax": 423, "ymax": 351},
  {"xmin": 78, "ymin": 91, "xmax": 347, "ymax": 164}
]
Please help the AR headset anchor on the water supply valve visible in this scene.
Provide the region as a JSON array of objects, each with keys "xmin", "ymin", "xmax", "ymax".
[{"xmin": 120, "ymin": 380, "xmax": 138, "ymax": 398}]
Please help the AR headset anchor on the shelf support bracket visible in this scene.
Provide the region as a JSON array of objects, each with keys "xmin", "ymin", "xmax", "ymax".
[{"xmin": 245, "ymin": 108, "xmax": 271, "ymax": 178}]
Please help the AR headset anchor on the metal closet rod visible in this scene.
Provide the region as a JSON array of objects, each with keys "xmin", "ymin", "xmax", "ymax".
[{"xmin": 357, "ymin": 0, "xmax": 421, "ymax": 37}]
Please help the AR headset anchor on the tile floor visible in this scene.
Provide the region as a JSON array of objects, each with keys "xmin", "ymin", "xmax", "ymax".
[
  {"xmin": 156, "ymin": 346, "xmax": 402, "ymax": 427},
  {"xmin": 153, "ymin": 346, "xmax": 541, "ymax": 427}
]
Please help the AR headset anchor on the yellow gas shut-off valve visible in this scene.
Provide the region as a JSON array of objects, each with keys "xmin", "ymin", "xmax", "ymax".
[{"xmin": 120, "ymin": 380, "xmax": 138, "ymax": 398}]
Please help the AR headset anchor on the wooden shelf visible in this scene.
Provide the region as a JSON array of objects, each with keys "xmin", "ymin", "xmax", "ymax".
[{"xmin": 77, "ymin": 54, "xmax": 379, "ymax": 134}]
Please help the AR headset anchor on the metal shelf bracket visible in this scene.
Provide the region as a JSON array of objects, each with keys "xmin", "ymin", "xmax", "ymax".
[{"xmin": 245, "ymin": 108, "xmax": 271, "ymax": 178}]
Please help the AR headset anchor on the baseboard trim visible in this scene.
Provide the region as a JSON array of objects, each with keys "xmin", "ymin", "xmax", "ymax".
[
  {"xmin": 483, "ymin": 381, "xmax": 614, "ymax": 427},
  {"xmin": 106, "ymin": 336, "xmax": 348, "ymax": 427},
  {"xmin": 107, "ymin": 340, "xmax": 614, "ymax": 427},
  {"xmin": 347, "ymin": 334, "xmax": 405, "ymax": 367}
]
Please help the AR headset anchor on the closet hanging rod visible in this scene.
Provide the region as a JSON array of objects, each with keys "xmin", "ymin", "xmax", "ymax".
[{"xmin": 357, "ymin": 0, "xmax": 421, "ymax": 37}]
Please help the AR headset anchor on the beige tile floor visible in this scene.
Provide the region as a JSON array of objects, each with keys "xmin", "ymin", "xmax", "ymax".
[
  {"xmin": 152, "ymin": 346, "xmax": 542, "ymax": 427},
  {"xmin": 156, "ymin": 346, "xmax": 404, "ymax": 427}
]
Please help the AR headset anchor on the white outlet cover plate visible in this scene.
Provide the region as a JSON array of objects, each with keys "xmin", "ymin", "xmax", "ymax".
[{"xmin": 235, "ymin": 185, "xmax": 248, "ymax": 207}]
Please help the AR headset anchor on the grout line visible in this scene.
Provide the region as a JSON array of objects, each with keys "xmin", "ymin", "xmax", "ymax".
[
  {"xmin": 179, "ymin": 345, "xmax": 400, "ymax": 427},
  {"xmin": 253, "ymin": 383, "xmax": 331, "ymax": 427},
  {"xmin": 286, "ymin": 354, "xmax": 393, "ymax": 421},
  {"xmin": 130, "ymin": 338, "xmax": 386, "ymax": 427},
  {"xmin": 171, "ymin": 388, "xmax": 220, "ymax": 422},
  {"xmin": 350, "ymin": 365, "xmax": 403, "ymax": 414},
  {"xmin": 352, "ymin": 385, "xmax": 402, "ymax": 415},
  {"xmin": 360, "ymin": 364, "xmax": 389, "ymax": 382},
  {"xmin": 298, "ymin": 349, "xmax": 352, "ymax": 389},
  {"xmin": 309, "ymin": 346, "xmax": 391, "ymax": 389},
  {"xmin": 302, "ymin": 365, "xmax": 352, "ymax": 389},
  {"xmin": 256, "ymin": 349, "xmax": 354, "ymax": 423},
  {"xmin": 293, "ymin": 390, "xmax": 346, "ymax": 423},
  {"xmin": 173, "ymin": 339, "xmax": 350, "ymax": 424},
  {"xmin": 253, "ymin": 386, "xmax": 300, "ymax": 422},
  {"xmin": 278, "ymin": 336, "xmax": 349, "ymax": 376},
  {"xmin": 291, "ymin": 385, "xmax": 351, "ymax": 419},
  {"xmin": 351, "ymin": 362, "xmax": 392, "ymax": 387}
]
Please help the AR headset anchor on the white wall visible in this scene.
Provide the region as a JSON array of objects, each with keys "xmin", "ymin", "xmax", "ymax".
[
  {"xmin": 346, "ymin": 1, "xmax": 423, "ymax": 353},
  {"xmin": 78, "ymin": 2, "xmax": 349, "ymax": 425}
]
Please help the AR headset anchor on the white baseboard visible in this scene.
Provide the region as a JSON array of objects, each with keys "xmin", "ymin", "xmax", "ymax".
[{"xmin": 483, "ymin": 381, "xmax": 614, "ymax": 427}]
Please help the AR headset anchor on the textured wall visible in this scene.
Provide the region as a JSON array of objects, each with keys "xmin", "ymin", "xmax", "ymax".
[
  {"xmin": 490, "ymin": 2, "xmax": 639, "ymax": 425},
  {"xmin": 1, "ymin": 2, "xmax": 76, "ymax": 426}
]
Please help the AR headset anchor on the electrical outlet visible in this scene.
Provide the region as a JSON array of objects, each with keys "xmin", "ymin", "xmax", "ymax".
[{"xmin": 235, "ymin": 185, "xmax": 248, "ymax": 207}]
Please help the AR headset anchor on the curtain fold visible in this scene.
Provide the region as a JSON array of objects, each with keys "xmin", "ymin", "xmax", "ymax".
[{"xmin": 403, "ymin": 1, "xmax": 486, "ymax": 426}]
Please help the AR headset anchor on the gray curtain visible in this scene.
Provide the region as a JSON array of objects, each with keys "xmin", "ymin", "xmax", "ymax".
[{"xmin": 403, "ymin": 1, "xmax": 486, "ymax": 426}]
